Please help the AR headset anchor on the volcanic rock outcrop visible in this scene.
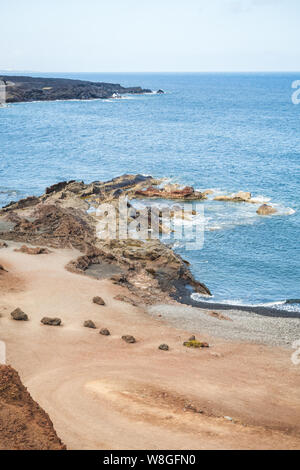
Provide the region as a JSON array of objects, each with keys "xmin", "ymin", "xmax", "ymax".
[
  {"xmin": 135, "ymin": 185, "xmax": 206, "ymax": 201},
  {"xmin": 0, "ymin": 174, "xmax": 211, "ymax": 304}
]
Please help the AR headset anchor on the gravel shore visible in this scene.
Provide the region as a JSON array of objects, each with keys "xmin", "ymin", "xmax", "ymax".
[{"xmin": 148, "ymin": 304, "xmax": 300, "ymax": 348}]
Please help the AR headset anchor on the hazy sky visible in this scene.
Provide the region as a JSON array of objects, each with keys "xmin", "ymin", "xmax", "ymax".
[{"xmin": 1, "ymin": 0, "xmax": 299, "ymax": 72}]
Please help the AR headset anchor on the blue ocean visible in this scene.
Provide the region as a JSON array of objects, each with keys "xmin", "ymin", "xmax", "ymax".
[{"xmin": 0, "ymin": 72, "xmax": 299, "ymax": 311}]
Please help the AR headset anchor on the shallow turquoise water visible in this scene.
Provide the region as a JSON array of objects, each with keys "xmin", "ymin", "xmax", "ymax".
[{"xmin": 0, "ymin": 72, "xmax": 299, "ymax": 309}]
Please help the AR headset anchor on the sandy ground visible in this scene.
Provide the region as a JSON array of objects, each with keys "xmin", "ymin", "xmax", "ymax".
[
  {"xmin": 148, "ymin": 304, "xmax": 300, "ymax": 347},
  {"xmin": 1, "ymin": 243, "xmax": 300, "ymax": 450}
]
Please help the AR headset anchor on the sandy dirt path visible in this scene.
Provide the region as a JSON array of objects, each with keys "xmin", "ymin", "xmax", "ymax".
[{"xmin": 1, "ymin": 243, "xmax": 300, "ymax": 450}]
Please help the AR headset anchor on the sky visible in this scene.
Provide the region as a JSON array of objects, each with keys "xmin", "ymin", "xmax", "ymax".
[{"xmin": 1, "ymin": 0, "xmax": 299, "ymax": 72}]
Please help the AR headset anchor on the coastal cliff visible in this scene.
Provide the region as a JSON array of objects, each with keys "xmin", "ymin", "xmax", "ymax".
[{"xmin": 0, "ymin": 75, "xmax": 153, "ymax": 103}]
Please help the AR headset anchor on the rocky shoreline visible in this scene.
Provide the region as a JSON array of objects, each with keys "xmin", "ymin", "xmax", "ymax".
[
  {"xmin": 0, "ymin": 75, "xmax": 156, "ymax": 103},
  {"xmin": 177, "ymin": 296, "xmax": 300, "ymax": 319},
  {"xmin": 1, "ymin": 175, "xmax": 300, "ymax": 450},
  {"xmin": 0, "ymin": 174, "xmax": 293, "ymax": 314},
  {"xmin": 0, "ymin": 174, "xmax": 211, "ymax": 306}
]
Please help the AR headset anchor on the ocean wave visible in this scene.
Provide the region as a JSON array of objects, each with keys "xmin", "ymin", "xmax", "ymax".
[
  {"xmin": 191, "ymin": 293, "xmax": 300, "ymax": 312},
  {"xmin": 207, "ymin": 225, "xmax": 223, "ymax": 231},
  {"xmin": 249, "ymin": 195, "xmax": 271, "ymax": 203},
  {"xmin": 191, "ymin": 293, "xmax": 213, "ymax": 301}
]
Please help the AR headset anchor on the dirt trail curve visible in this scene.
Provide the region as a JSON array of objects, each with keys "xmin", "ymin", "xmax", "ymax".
[{"xmin": 0, "ymin": 245, "xmax": 300, "ymax": 449}]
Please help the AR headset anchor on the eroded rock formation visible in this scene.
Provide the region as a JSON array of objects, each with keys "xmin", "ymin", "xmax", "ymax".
[
  {"xmin": 0, "ymin": 365, "xmax": 66, "ymax": 450},
  {"xmin": 0, "ymin": 175, "xmax": 212, "ymax": 304},
  {"xmin": 135, "ymin": 185, "xmax": 206, "ymax": 201}
]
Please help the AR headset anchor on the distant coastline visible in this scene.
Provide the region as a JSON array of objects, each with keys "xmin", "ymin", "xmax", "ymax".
[{"xmin": 0, "ymin": 75, "xmax": 157, "ymax": 103}]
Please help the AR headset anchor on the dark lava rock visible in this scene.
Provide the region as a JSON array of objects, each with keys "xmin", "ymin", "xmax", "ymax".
[
  {"xmin": 41, "ymin": 317, "xmax": 61, "ymax": 326},
  {"xmin": 93, "ymin": 296, "xmax": 105, "ymax": 306},
  {"xmin": 158, "ymin": 344, "xmax": 169, "ymax": 351},
  {"xmin": 100, "ymin": 328, "xmax": 110, "ymax": 336},
  {"xmin": 112, "ymin": 189, "xmax": 123, "ymax": 198},
  {"xmin": 45, "ymin": 180, "xmax": 75, "ymax": 195},
  {"xmin": 122, "ymin": 335, "xmax": 136, "ymax": 344},
  {"xmin": 11, "ymin": 308, "xmax": 28, "ymax": 321},
  {"xmin": 84, "ymin": 320, "xmax": 97, "ymax": 329},
  {"xmin": 97, "ymin": 174, "xmax": 153, "ymax": 194}
]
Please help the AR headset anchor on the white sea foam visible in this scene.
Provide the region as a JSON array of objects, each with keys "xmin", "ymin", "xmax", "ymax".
[
  {"xmin": 274, "ymin": 206, "xmax": 296, "ymax": 216},
  {"xmin": 250, "ymin": 196, "xmax": 271, "ymax": 203},
  {"xmin": 131, "ymin": 186, "xmax": 295, "ymax": 238},
  {"xmin": 207, "ymin": 225, "xmax": 223, "ymax": 231},
  {"xmin": 258, "ymin": 301, "xmax": 286, "ymax": 307},
  {"xmin": 191, "ymin": 293, "xmax": 213, "ymax": 301},
  {"xmin": 172, "ymin": 241, "xmax": 186, "ymax": 249},
  {"xmin": 191, "ymin": 294, "xmax": 300, "ymax": 312}
]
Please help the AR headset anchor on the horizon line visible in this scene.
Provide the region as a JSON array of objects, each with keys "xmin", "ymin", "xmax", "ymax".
[{"xmin": 1, "ymin": 70, "xmax": 300, "ymax": 75}]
